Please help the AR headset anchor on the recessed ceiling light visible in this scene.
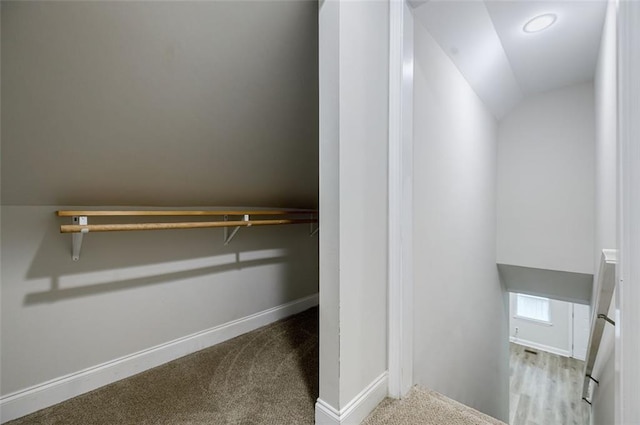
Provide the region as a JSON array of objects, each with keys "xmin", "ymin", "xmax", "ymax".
[{"xmin": 523, "ymin": 14, "xmax": 557, "ymax": 33}]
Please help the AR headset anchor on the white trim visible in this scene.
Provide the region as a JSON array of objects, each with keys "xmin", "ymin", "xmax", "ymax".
[
  {"xmin": 315, "ymin": 372, "xmax": 389, "ymax": 425},
  {"xmin": 571, "ymin": 303, "xmax": 576, "ymax": 360},
  {"xmin": 512, "ymin": 315, "xmax": 554, "ymax": 327},
  {"xmin": 387, "ymin": 0, "xmax": 404, "ymax": 400},
  {"xmin": 315, "ymin": 398, "xmax": 342, "ymax": 425},
  {"xmin": 617, "ymin": 1, "xmax": 640, "ymax": 423},
  {"xmin": 571, "ymin": 302, "xmax": 590, "ymax": 362},
  {"xmin": 388, "ymin": 0, "xmax": 414, "ymax": 400},
  {"xmin": 509, "ymin": 338, "xmax": 571, "ymax": 358},
  {"xmin": 0, "ymin": 293, "xmax": 319, "ymax": 424},
  {"xmin": 399, "ymin": 1, "xmax": 414, "ymax": 398}
]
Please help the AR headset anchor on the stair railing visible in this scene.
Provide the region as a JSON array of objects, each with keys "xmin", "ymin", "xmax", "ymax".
[{"xmin": 581, "ymin": 249, "xmax": 617, "ymax": 404}]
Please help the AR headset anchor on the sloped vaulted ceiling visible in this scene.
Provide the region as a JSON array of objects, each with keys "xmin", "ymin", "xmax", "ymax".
[
  {"xmin": 413, "ymin": 0, "xmax": 607, "ymax": 120},
  {"xmin": 1, "ymin": 1, "xmax": 319, "ymax": 207}
]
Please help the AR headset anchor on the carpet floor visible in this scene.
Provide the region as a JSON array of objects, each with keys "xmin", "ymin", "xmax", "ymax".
[
  {"xmin": 9, "ymin": 307, "xmax": 508, "ymax": 425},
  {"xmin": 363, "ymin": 387, "xmax": 506, "ymax": 425},
  {"xmin": 7, "ymin": 307, "xmax": 319, "ymax": 425}
]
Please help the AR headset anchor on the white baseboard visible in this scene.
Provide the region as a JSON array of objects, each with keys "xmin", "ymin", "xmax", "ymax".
[
  {"xmin": 315, "ymin": 372, "xmax": 388, "ymax": 425},
  {"xmin": 509, "ymin": 337, "xmax": 571, "ymax": 358},
  {"xmin": 0, "ymin": 293, "xmax": 319, "ymax": 424}
]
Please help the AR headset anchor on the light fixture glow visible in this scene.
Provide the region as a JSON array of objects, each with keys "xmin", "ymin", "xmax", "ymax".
[{"xmin": 523, "ymin": 14, "xmax": 557, "ymax": 33}]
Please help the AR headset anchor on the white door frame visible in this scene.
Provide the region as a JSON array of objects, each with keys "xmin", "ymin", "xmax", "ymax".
[
  {"xmin": 388, "ymin": 0, "xmax": 414, "ymax": 399},
  {"xmin": 571, "ymin": 303, "xmax": 590, "ymax": 361},
  {"xmin": 616, "ymin": 1, "xmax": 640, "ymax": 423}
]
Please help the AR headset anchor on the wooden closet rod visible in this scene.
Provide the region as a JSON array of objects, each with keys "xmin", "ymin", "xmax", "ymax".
[
  {"xmin": 57, "ymin": 210, "xmax": 316, "ymax": 217},
  {"xmin": 57, "ymin": 208, "xmax": 319, "ymax": 260},
  {"xmin": 60, "ymin": 218, "xmax": 317, "ymax": 234}
]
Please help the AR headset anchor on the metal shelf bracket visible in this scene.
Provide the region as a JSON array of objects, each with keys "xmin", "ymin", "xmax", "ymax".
[
  {"xmin": 309, "ymin": 214, "xmax": 319, "ymax": 237},
  {"xmin": 59, "ymin": 209, "xmax": 318, "ymax": 259},
  {"xmin": 224, "ymin": 214, "xmax": 249, "ymax": 245},
  {"xmin": 586, "ymin": 374, "xmax": 600, "ymax": 386},
  {"xmin": 597, "ymin": 313, "xmax": 616, "ymax": 326},
  {"xmin": 71, "ymin": 216, "xmax": 89, "ymax": 261}
]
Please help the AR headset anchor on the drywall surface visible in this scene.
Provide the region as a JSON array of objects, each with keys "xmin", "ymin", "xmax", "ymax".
[
  {"xmin": 617, "ymin": 3, "xmax": 640, "ymax": 423},
  {"xmin": 318, "ymin": 0, "xmax": 341, "ymax": 410},
  {"xmin": 594, "ymin": 0, "xmax": 618, "ymax": 270},
  {"xmin": 412, "ymin": 0, "xmax": 523, "ymax": 120},
  {"xmin": 317, "ymin": 0, "xmax": 389, "ymax": 415},
  {"xmin": 498, "ymin": 264, "xmax": 593, "ymax": 305},
  {"xmin": 497, "ymin": 82, "xmax": 595, "ymax": 274},
  {"xmin": 337, "ymin": 0, "xmax": 388, "ymax": 408},
  {"xmin": 1, "ymin": 1, "xmax": 318, "ymax": 208},
  {"xmin": 509, "ymin": 293, "xmax": 572, "ymax": 357},
  {"xmin": 412, "ymin": 20, "xmax": 508, "ymax": 422},
  {"xmin": 591, "ymin": 2, "xmax": 617, "ymax": 422},
  {"xmin": 0, "ymin": 206, "xmax": 318, "ymax": 395}
]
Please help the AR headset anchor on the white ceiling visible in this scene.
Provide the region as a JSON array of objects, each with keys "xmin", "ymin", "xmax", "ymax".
[{"xmin": 412, "ymin": 0, "xmax": 608, "ymax": 120}]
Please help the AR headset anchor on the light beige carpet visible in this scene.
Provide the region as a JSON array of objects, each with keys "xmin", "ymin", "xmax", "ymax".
[
  {"xmin": 9, "ymin": 307, "xmax": 507, "ymax": 425},
  {"xmin": 363, "ymin": 386, "xmax": 507, "ymax": 425},
  {"xmin": 7, "ymin": 307, "xmax": 319, "ymax": 425}
]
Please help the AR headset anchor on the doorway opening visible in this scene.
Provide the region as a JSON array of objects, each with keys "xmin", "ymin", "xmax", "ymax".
[{"xmin": 508, "ymin": 292, "xmax": 591, "ymax": 424}]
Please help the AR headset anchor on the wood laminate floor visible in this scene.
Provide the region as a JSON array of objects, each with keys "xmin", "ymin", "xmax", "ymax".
[{"xmin": 510, "ymin": 343, "xmax": 590, "ymax": 425}]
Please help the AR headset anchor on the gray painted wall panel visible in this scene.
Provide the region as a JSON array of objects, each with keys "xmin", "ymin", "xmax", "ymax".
[
  {"xmin": 1, "ymin": 205, "xmax": 318, "ymax": 395},
  {"xmin": 498, "ymin": 264, "xmax": 593, "ymax": 305},
  {"xmin": 413, "ymin": 19, "xmax": 509, "ymax": 422},
  {"xmin": 1, "ymin": 1, "xmax": 318, "ymax": 207},
  {"xmin": 0, "ymin": 0, "xmax": 319, "ymax": 399},
  {"xmin": 496, "ymin": 82, "xmax": 595, "ymax": 275}
]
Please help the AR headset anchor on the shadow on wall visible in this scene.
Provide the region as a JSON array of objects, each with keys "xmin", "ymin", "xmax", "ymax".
[
  {"xmin": 1, "ymin": 205, "xmax": 320, "ymax": 399},
  {"xmin": 22, "ymin": 209, "xmax": 318, "ymax": 305}
]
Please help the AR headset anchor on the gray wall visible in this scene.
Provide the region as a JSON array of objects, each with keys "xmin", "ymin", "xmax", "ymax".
[
  {"xmin": 498, "ymin": 83, "xmax": 595, "ymax": 274},
  {"xmin": 1, "ymin": 1, "xmax": 318, "ymax": 208},
  {"xmin": 1, "ymin": 0, "xmax": 319, "ymax": 398},
  {"xmin": 498, "ymin": 264, "xmax": 593, "ymax": 305},
  {"xmin": 591, "ymin": 1, "xmax": 617, "ymax": 422},
  {"xmin": 412, "ymin": 19, "xmax": 509, "ymax": 422},
  {"xmin": 497, "ymin": 82, "xmax": 595, "ymax": 275},
  {"xmin": 1, "ymin": 206, "xmax": 318, "ymax": 395}
]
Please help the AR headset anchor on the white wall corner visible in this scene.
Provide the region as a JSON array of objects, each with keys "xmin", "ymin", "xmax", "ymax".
[
  {"xmin": 0, "ymin": 294, "xmax": 319, "ymax": 424},
  {"xmin": 315, "ymin": 372, "xmax": 389, "ymax": 425},
  {"xmin": 388, "ymin": 0, "xmax": 414, "ymax": 400},
  {"xmin": 617, "ymin": 1, "xmax": 640, "ymax": 423},
  {"xmin": 387, "ymin": 0, "xmax": 405, "ymax": 400}
]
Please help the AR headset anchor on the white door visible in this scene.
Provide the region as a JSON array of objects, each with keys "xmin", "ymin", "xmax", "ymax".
[{"xmin": 572, "ymin": 303, "xmax": 591, "ymax": 361}]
